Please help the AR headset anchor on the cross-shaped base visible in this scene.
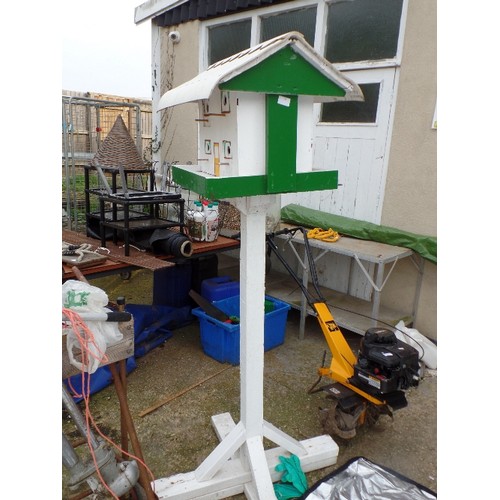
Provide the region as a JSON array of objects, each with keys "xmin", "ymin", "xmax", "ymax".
[{"xmin": 152, "ymin": 413, "xmax": 338, "ymax": 499}]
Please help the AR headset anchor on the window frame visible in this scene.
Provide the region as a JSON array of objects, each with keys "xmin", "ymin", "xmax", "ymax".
[
  {"xmin": 320, "ymin": 81, "xmax": 382, "ymax": 124},
  {"xmin": 199, "ymin": 0, "xmax": 408, "ymax": 73}
]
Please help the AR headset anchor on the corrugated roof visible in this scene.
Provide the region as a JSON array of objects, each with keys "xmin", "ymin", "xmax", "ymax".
[
  {"xmin": 158, "ymin": 31, "xmax": 363, "ymax": 110},
  {"xmin": 150, "ymin": 0, "xmax": 289, "ymax": 27},
  {"xmin": 91, "ymin": 115, "xmax": 146, "ymax": 170}
]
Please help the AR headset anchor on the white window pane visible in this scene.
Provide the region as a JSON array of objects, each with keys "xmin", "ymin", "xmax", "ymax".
[
  {"xmin": 208, "ymin": 20, "xmax": 251, "ymax": 65},
  {"xmin": 260, "ymin": 6, "xmax": 317, "ymax": 46},
  {"xmin": 326, "ymin": 0, "xmax": 403, "ymax": 63}
]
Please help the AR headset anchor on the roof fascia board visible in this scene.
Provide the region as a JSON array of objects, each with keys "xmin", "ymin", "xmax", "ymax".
[{"xmin": 134, "ymin": 0, "xmax": 189, "ymax": 24}]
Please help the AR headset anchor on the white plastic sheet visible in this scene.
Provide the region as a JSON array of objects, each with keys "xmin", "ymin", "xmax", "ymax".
[
  {"xmin": 395, "ymin": 320, "xmax": 437, "ymax": 370},
  {"xmin": 62, "ymin": 280, "xmax": 123, "ymax": 374}
]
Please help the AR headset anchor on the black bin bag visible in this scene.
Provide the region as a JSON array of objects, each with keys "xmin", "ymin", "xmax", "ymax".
[{"xmin": 299, "ymin": 456, "xmax": 436, "ymax": 500}]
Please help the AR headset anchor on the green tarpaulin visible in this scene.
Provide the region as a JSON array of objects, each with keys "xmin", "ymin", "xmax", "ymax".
[{"xmin": 280, "ymin": 204, "xmax": 437, "ymax": 264}]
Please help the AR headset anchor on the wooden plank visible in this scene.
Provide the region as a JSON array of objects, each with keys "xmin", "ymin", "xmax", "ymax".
[{"xmin": 62, "ymin": 230, "xmax": 240, "ymax": 279}]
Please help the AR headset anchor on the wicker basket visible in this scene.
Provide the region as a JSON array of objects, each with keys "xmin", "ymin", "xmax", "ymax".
[{"xmin": 91, "ymin": 115, "xmax": 145, "ymax": 170}]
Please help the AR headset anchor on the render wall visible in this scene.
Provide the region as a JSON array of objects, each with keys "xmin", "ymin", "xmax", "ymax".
[
  {"xmin": 159, "ymin": 21, "xmax": 200, "ymax": 167},
  {"xmin": 380, "ymin": 0, "xmax": 437, "ymax": 338},
  {"xmin": 382, "ymin": 0, "xmax": 437, "ymax": 235}
]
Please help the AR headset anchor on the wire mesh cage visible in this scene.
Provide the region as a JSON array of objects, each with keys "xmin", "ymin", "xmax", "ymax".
[{"xmin": 62, "ymin": 92, "xmax": 152, "ymax": 232}]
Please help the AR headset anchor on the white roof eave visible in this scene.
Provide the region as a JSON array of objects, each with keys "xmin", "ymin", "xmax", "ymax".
[
  {"xmin": 157, "ymin": 32, "xmax": 363, "ymax": 111},
  {"xmin": 134, "ymin": 0, "xmax": 188, "ymax": 25}
]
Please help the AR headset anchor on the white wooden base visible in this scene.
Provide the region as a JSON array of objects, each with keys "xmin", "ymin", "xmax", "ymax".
[{"xmin": 152, "ymin": 413, "xmax": 339, "ymax": 499}]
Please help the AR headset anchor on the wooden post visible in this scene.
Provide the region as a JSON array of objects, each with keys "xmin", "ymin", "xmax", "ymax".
[{"xmin": 150, "ymin": 196, "xmax": 338, "ymax": 499}]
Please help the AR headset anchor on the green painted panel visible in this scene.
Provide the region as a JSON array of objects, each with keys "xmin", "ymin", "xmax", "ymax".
[
  {"xmin": 172, "ymin": 167, "xmax": 338, "ymax": 198},
  {"xmin": 294, "ymin": 170, "xmax": 338, "ymax": 191},
  {"xmin": 219, "ymin": 47, "xmax": 346, "ymax": 97},
  {"xmin": 172, "ymin": 167, "xmax": 268, "ymax": 199},
  {"xmin": 266, "ymin": 94, "xmax": 297, "ymax": 193}
]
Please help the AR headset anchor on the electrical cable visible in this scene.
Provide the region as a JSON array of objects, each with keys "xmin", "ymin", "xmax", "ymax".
[{"xmin": 306, "ymin": 227, "xmax": 340, "ymax": 243}]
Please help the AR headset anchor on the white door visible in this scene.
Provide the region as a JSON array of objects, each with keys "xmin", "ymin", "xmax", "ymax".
[{"xmin": 282, "ymin": 67, "xmax": 398, "ymax": 225}]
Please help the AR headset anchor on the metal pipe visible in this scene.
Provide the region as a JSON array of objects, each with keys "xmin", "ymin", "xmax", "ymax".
[
  {"xmin": 68, "ymin": 98, "xmax": 80, "ymax": 230},
  {"xmin": 62, "ymin": 432, "xmax": 80, "ymax": 469},
  {"xmin": 62, "ymin": 384, "xmax": 99, "ymax": 450},
  {"xmin": 62, "ymin": 311, "xmax": 131, "ymax": 322},
  {"xmin": 62, "ymin": 102, "xmax": 72, "ymax": 230}
]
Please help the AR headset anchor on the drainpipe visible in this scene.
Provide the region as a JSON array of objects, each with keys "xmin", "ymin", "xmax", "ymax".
[{"xmin": 151, "ymin": 18, "xmax": 162, "ymax": 186}]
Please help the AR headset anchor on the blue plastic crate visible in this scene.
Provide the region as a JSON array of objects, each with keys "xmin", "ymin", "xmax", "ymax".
[
  {"xmin": 201, "ymin": 276, "xmax": 240, "ymax": 302},
  {"xmin": 191, "ymin": 295, "xmax": 291, "ymax": 364}
]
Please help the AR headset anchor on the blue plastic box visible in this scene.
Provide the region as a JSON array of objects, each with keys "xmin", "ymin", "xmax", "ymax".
[
  {"xmin": 191, "ymin": 295, "xmax": 291, "ymax": 364},
  {"xmin": 201, "ymin": 276, "xmax": 240, "ymax": 302}
]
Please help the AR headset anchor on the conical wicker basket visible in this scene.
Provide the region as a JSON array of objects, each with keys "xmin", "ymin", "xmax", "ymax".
[{"xmin": 91, "ymin": 115, "xmax": 146, "ymax": 170}]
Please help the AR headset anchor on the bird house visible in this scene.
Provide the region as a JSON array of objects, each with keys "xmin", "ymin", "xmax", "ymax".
[{"xmin": 158, "ymin": 31, "xmax": 363, "ymax": 200}]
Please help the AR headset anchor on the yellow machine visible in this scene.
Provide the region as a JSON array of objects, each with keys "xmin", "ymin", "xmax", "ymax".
[{"xmin": 266, "ymin": 227, "xmax": 420, "ymax": 439}]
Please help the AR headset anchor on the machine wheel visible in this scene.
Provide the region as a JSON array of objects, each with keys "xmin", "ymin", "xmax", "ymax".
[
  {"xmin": 364, "ymin": 403, "xmax": 394, "ymax": 427},
  {"xmin": 319, "ymin": 399, "xmax": 365, "ymax": 440}
]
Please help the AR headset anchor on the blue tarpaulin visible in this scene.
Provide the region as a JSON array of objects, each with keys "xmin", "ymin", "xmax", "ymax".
[
  {"xmin": 64, "ymin": 304, "xmax": 193, "ymax": 401},
  {"xmin": 126, "ymin": 303, "xmax": 192, "ymax": 358}
]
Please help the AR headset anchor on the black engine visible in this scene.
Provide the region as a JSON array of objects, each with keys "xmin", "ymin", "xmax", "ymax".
[{"xmin": 352, "ymin": 327, "xmax": 420, "ymax": 395}]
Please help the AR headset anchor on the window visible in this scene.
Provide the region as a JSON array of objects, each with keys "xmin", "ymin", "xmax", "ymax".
[
  {"xmin": 260, "ymin": 6, "xmax": 317, "ymax": 46},
  {"xmin": 321, "ymin": 83, "xmax": 381, "ymax": 123},
  {"xmin": 325, "ymin": 0, "xmax": 404, "ymax": 63},
  {"xmin": 203, "ymin": 0, "xmax": 403, "ymax": 126},
  {"xmin": 208, "ymin": 20, "xmax": 251, "ymax": 65}
]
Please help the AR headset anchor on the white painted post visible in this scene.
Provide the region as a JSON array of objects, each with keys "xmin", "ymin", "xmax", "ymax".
[
  {"xmin": 152, "ymin": 195, "xmax": 339, "ymax": 499},
  {"xmin": 238, "ymin": 196, "xmax": 275, "ymax": 497},
  {"xmin": 239, "ymin": 197, "xmax": 267, "ymax": 436}
]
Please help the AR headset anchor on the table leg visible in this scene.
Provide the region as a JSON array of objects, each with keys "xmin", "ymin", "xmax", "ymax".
[
  {"xmin": 124, "ymin": 203, "xmax": 130, "ymax": 256},
  {"xmin": 99, "ymin": 198, "xmax": 106, "ymax": 249},
  {"xmin": 372, "ymin": 263, "xmax": 385, "ymax": 327}
]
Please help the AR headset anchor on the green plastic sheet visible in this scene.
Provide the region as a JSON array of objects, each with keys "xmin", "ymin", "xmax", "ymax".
[{"xmin": 280, "ymin": 204, "xmax": 437, "ymax": 264}]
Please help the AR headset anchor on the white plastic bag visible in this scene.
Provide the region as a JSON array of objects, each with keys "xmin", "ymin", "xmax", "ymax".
[
  {"xmin": 62, "ymin": 280, "xmax": 123, "ymax": 374},
  {"xmin": 394, "ymin": 320, "xmax": 437, "ymax": 370}
]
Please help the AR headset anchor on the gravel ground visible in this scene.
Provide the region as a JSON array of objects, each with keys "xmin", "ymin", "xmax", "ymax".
[{"xmin": 62, "ymin": 268, "xmax": 437, "ymax": 499}]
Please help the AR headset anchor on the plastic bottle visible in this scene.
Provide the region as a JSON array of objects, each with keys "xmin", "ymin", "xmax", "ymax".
[
  {"xmin": 205, "ymin": 204, "xmax": 218, "ymax": 242},
  {"xmin": 209, "ymin": 202, "xmax": 220, "ymax": 241},
  {"xmin": 191, "ymin": 201, "xmax": 205, "ymax": 241},
  {"xmin": 186, "ymin": 209, "xmax": 195, "ymax": 238}
]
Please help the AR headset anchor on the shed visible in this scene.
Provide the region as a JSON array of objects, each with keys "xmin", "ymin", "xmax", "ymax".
[{"xmin": 158, "ymin": 31, "xmax": 363, "ymax": 199}]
